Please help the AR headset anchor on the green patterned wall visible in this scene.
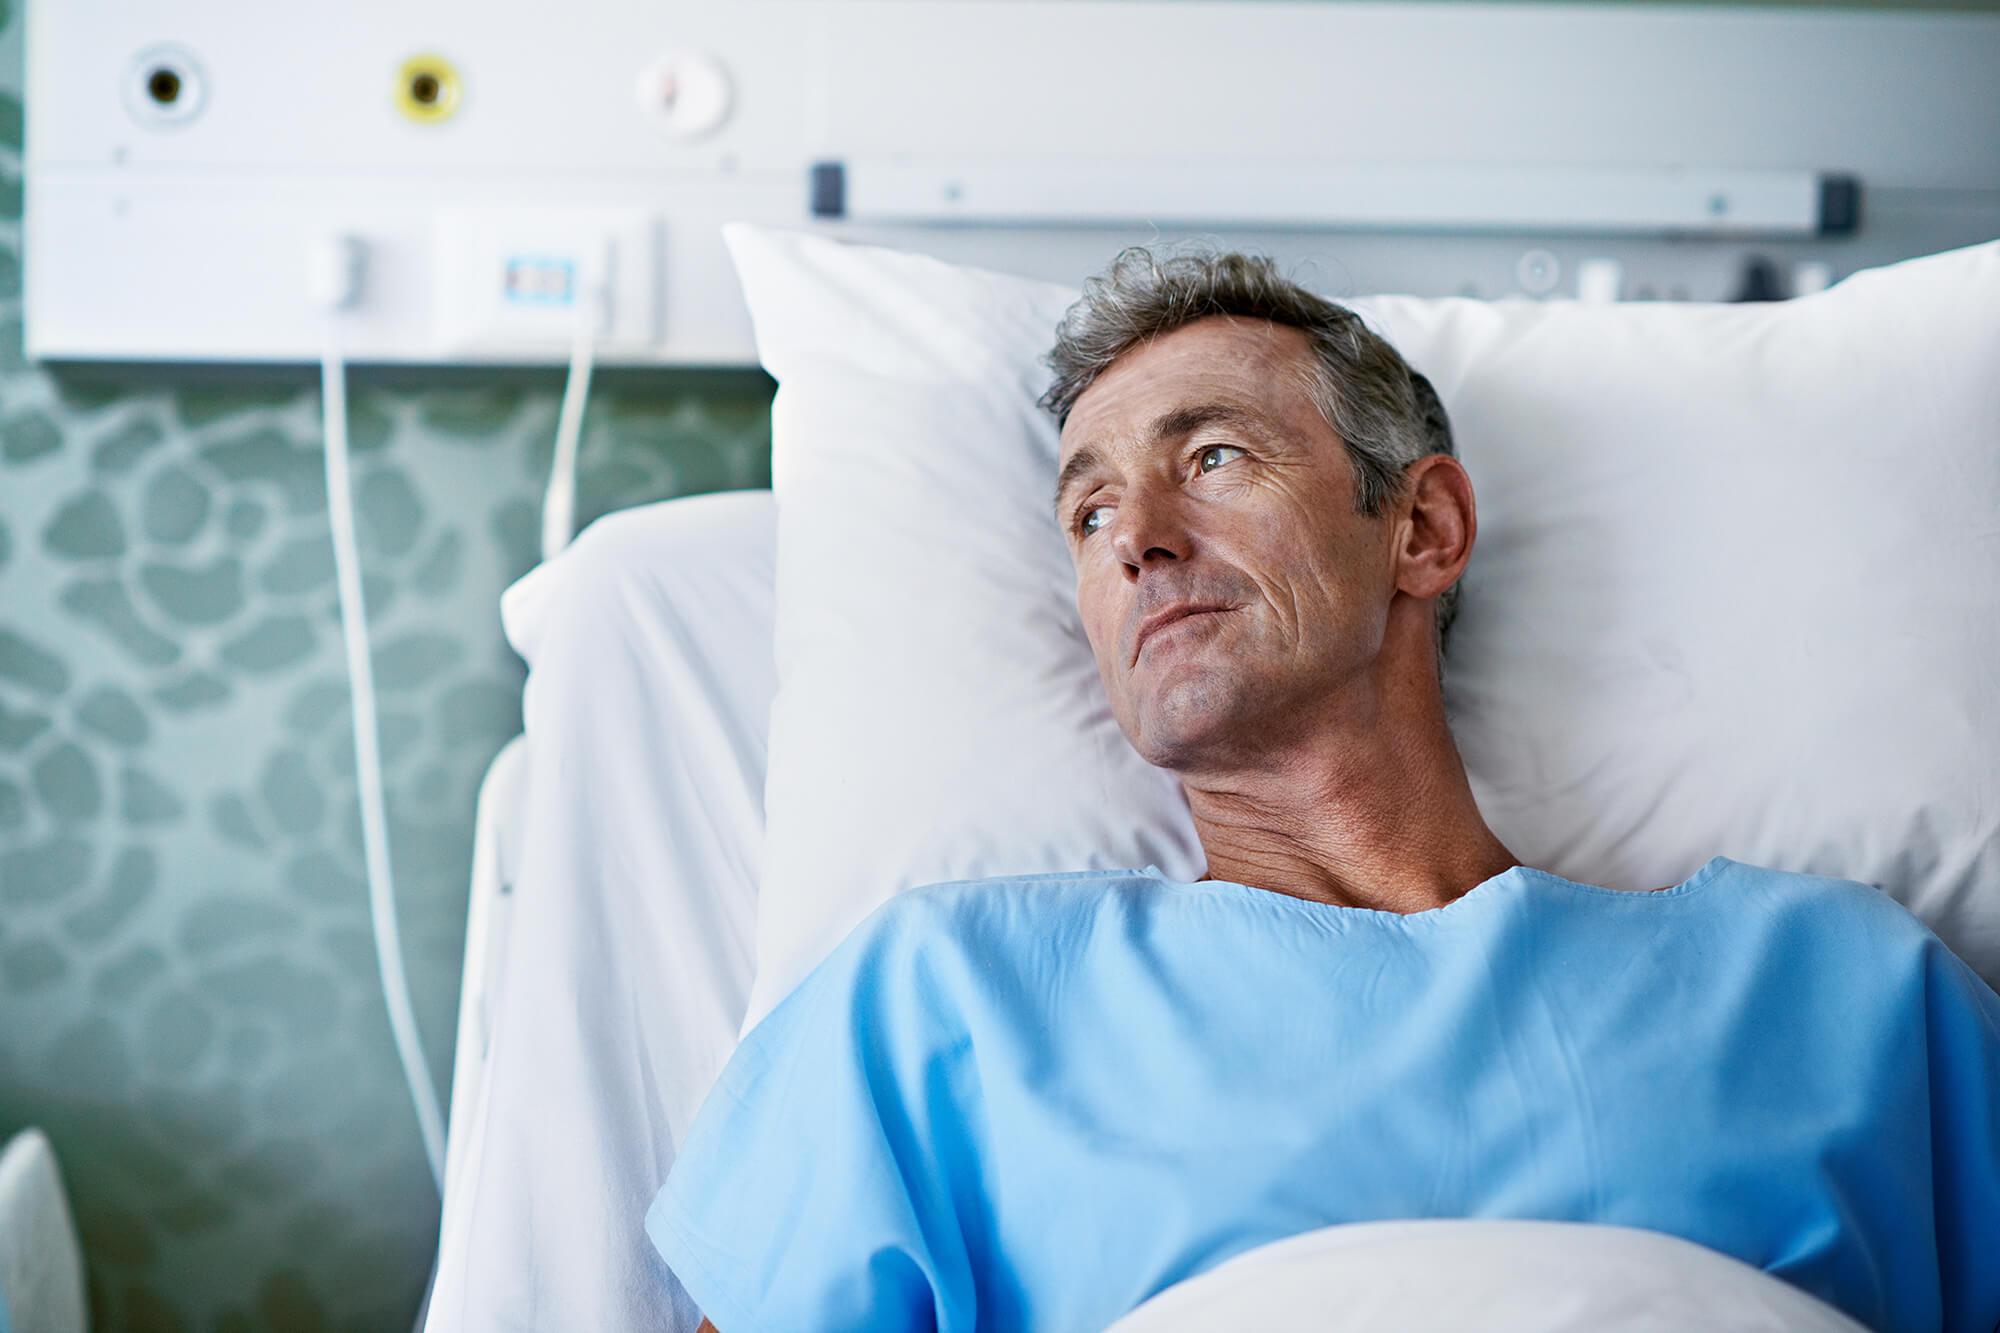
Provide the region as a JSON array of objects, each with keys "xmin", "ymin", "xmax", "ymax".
[{"xmin": 0, "ymin": 8, "xmax": 772, "ymax": 1328}]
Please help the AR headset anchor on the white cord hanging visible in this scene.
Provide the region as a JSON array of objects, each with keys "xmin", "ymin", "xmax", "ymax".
[
  {"xmin": 314, "ymin": 235, "xmax": 448, "ymax": 1190},
  {"xmin": 541, "ymin": 282, "xmax": 603, "ymax": 563}
]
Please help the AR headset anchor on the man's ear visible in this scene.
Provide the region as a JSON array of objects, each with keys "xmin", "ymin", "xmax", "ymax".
[{"xmin": 1394, "ymin": 455, "xmax": 1477, "ymax": 599}]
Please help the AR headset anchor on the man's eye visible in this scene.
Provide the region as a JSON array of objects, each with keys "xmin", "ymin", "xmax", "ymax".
[
  {"xmin": 1078, "ymin": 506, "xmax": 1110, "ymax": 537},
  {"xmin": 1198, "ymin": 445, "xmax": 1247, "ymax": 474}
]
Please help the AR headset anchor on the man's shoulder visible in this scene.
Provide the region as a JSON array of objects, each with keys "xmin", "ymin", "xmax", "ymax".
[
  {"xmin": 791, "ymin": 869, "xmax": 1158, "ymax": 1031},
  {"xmin": 867, "ymin": 866, "xmax": 1160, "ymax": 943},
  {"xmin": 1711, "ymin": 857, "xmax": 1905, "ymax": 908},
  {"xmin": 834, "ymin": 868, "xmax": 1165, "ymax": 982},
  {"xmin": 1706, "ymin": 857, "xmax": 1940, "ymax": 959}
]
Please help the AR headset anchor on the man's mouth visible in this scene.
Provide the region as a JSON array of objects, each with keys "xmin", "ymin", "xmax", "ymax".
[{"xmin": 1133, "ymin": 604, "xmax": 1233, "ymax": 664}]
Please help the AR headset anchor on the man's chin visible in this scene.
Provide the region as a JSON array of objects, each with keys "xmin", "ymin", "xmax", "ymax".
[{"xmin": 1126, "ymin": 680, "xmax": 1258, "ymax": 773}]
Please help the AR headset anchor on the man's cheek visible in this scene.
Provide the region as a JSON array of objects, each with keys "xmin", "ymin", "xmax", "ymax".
[{"xmin": 1080, "ymin": 588, "xmax": 1115, "ymax": 663}]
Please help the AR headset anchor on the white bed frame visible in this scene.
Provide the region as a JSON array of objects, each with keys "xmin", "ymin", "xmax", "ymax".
[{"xmin": 442, "ymin": 736, "xmax": 527, "ymax": 1201}]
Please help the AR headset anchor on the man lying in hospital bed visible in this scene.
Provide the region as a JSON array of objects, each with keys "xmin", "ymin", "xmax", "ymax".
[
  {"xmin": 651, "ymin": 249, "xmax": 2000, "ymax": 1333},
  {"xmin": 425, "ymin": 230, "xmax": 2000, "ymax": 1333}
]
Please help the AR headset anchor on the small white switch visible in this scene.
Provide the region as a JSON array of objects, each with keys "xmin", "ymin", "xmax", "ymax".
[{"xmin": 1576, "ymin": 258, "xmax": 1624, "ymax": 304}]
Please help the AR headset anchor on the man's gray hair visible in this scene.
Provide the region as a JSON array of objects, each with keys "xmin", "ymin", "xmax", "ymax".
[{"xmin": 1041, "ymin": 247, "xmax": 1462, "ymax": 650}]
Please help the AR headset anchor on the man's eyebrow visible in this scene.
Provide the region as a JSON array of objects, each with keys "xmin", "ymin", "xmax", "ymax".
[
  {"xmin": 1150, "ymin": 402, "xmax": 1269, "ymax": 442},
  {"xmin": 1053, "ymin": 444, "xmax": 1106, "ymax": 518}
]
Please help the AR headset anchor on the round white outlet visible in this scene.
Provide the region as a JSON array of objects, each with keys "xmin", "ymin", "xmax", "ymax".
[
  {"xmin": 1515, "ymin": 248, "xmax": 1562, "ymax": 298},
  {"xmin": 634, "ymin": 52, "xmax": 732, "ymax": 141}
]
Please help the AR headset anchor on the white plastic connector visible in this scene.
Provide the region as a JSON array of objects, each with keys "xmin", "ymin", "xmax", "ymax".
[
  {"xmin": 1792, "ymin": 261, "xmax": 1834, "ymax": 297},
  {"xmin": 309, "ymin": 234, "xmax": 366, "ymax": 311},
  {"xmin": 1576, "ymin": 258, "xmax": 1624, "ymax": 304}
]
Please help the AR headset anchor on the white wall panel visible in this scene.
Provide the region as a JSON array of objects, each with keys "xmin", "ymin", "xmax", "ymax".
[{"xmin": 24, "ymin": 1, "xmax": 2000, "ymax": 367}]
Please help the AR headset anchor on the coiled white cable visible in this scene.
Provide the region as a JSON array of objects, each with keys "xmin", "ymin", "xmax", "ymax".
[
  {"xmin": 313, "ymin": 236, "xmax": 447, "ymax": 1190},
  {"xmin": 540, "ymin": 282, "xmax": 602, "ymax": 562}
]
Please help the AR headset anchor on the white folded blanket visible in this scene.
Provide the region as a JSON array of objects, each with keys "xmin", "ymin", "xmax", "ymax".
[{"xmin": 1105, "ymin": 1220, "xmax": 1867, "ymax": 1333}]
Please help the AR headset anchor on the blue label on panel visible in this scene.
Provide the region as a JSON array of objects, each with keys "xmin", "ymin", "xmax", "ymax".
[{"xmin": 503, "ymin": 256, "xmax": 577, "ymax": 306}]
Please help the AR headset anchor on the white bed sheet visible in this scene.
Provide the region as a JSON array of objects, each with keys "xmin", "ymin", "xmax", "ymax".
[{"xmin": 424, "ymin": 490, "xmax": 776, "ymax": 1333}]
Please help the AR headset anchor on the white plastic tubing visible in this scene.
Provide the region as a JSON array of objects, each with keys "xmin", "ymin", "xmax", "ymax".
[
  {"xmin": 314, "ymin": 235, "xmax": 448, "ymax": 1190},
  {"xmin": 541, "ymin": 282, "xmax": 602, "ymax": 562},
  {"xmin": 310, "ymin": 234, "xmax": 600, "ymax": 1192}
]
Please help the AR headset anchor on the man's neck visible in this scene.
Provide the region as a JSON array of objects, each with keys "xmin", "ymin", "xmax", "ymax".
[{"xmin": 1179, "ymin": 694, "xmax": 1517, "ymax": 915}]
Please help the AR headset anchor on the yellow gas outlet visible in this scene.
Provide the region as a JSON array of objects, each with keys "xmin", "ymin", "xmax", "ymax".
[{"xmin": 394, "ymin": 54, "xmax": 463, "ymax": 124}]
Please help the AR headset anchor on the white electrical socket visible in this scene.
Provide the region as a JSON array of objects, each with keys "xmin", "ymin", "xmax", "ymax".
[{"xmin": 433, "ymin": 208, "xmax": 661, "ymax": 356}]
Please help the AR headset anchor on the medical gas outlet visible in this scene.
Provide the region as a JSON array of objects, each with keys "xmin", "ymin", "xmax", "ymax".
[
  {"xmin": 394, "ymin": 53, "xmax": 464, "ymax": 124},
  {"xmin": 123, "ymin": 44, "xmax": 207, "ymax": 128}
]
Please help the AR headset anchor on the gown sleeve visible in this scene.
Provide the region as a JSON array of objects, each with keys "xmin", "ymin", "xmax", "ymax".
[{"xmin": 646, "ymin": 902, "xmax": 985, "ymax": 1333}]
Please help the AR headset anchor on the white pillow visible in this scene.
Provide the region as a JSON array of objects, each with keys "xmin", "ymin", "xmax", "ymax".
[
  {"xmin": 729, "ymin": 228, "xmax": 1206, "ymax": 1030},
  {"xmin": 727, "ymin": 223, "xmax": 2000, "ymax": 1027}
]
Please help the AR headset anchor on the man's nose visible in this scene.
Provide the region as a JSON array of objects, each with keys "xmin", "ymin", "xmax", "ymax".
[{"xmin": 1111, "ymin": 486, "xmax": 1192, "ymax": 573}]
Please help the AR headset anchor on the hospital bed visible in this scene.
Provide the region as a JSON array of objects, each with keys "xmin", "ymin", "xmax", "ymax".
[
  {"xmin": 13, "ymin": 1, "xmax": 1997, "ymax": 1325},
  {"xmin": 420, "ymin": 214, "xmax": 2000, "ymax": 1332},
  {"xmin": 419, "ymin": 489, "xmax": 1913, "ymax": 1333},
  {"xmin": 397, "ymin": 0, "xmax": 2000, "ymax": 1315}
]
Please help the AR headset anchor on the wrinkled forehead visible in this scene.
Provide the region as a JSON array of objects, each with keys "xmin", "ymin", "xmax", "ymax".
[{"xmin": 1056, "ymin": 316, "xmax": 1321, "ymax": 464}]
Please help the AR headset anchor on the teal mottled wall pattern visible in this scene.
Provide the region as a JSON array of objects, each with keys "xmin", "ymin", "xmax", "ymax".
[{"xmin": 0, "ymin": 8, "xmax": 771, "ymax": 1329}]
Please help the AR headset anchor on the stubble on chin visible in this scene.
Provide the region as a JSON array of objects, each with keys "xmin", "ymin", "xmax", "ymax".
[{"xmin": 1124, "ymin": 661, "xmax": 1257, "ymax": 773}]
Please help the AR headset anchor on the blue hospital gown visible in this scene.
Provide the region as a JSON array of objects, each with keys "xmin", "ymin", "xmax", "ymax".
[{"xmin": 648, "ymin": 857, "xmax": 2000, "ymax": 1333}]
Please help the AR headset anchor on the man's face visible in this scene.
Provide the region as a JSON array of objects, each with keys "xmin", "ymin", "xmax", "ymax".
[{"xmin": 1055, "ymin": 316, "xmax": 1400, "ymax": 774}]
